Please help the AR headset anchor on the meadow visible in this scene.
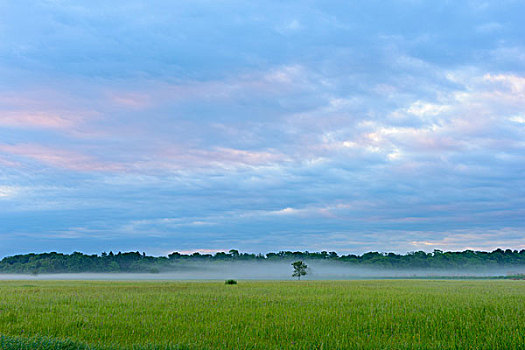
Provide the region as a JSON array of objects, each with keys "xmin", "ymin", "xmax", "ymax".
[{"xmin": 0, "ymin": 280, "xmax": 523, "ymax": 349}]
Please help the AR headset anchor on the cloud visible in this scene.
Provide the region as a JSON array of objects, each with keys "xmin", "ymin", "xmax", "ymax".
[
  {"xmin": 0, "ymin": 143, "xmax": 123, "ymax": 172},
  {"xmin": 509, "ymin": 115, "xmax": 525, "ymax": 124},
  {"xmin": 0, "ymin": 186, "xmax": 19, "ymax": 199},
  {"xmin": 0, "ymin": 111, "xmax": 78, "ymax": 130},
  {"xmin": 476, "ymin": 22, "xmax": 503, "ymax": 34},
  {"xmin": 1, "ymin": 0, "xmax": 525, "ymax": 257},
  {"xmin": 0, "ymin": 90, "xmax": 103, "ymax": 138},
  {"xmin": 408, "ymin": 228, "xmax": 525, "ymax": 251}
]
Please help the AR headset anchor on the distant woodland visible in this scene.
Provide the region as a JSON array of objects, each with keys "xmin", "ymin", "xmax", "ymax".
[{"xmin": 1, "ymin": 249, "xmax": 524, "ymax": 274}]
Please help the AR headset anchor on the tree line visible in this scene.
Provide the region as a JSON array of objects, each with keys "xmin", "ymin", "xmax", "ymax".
[{"xmin": 0, "ymin": 249, "xmax": 523, "ymax": 274}]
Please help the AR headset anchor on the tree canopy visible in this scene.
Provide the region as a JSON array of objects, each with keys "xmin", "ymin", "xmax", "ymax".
[
  {"xmin": 0, "ymin": 249, "xmax": 523, "ymax": 274},
  {"xmin": 292, "ymin": 261, "xmax": 308, "ymax": 280}
]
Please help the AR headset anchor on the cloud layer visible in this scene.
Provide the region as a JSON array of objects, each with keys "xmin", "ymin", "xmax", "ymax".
[{"xmin": 1, "ymin": 0, "xmax": 524, "ymax": 256}]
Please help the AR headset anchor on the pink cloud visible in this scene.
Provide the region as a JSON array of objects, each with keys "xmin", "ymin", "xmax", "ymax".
[
  {"xmin": 107, "ymin": 92, "xmax": 152, "ymax": 109},
  {"xmin": 409, "ymin": 228, "xmax": 525, "ymax": 251},
  {"xmin": 0, "ymin": 143, "xmax": 123, "ymax": 172},
  {"xmin": 0, "ymin": 111, "xmax": 77, "ymax": 130},
  {"xmin": 142, "ymin": 146, "xmax": 288, "ymax": 171},
  {"xmin": 0, "ymin": 89, "xmax": 104, "ymax": 138},
  {"xmin": 0, "ymin": 142, "xmax": 287, "ymax": 174},
  {"xmin": 102, "ymin": 65, "xmax": 308, "ymax": 108}
]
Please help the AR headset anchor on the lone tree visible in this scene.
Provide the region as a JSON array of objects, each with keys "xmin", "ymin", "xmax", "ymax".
[{"xmin": 291, "ymin": 260, "xmax": 308, "ymax": 280}]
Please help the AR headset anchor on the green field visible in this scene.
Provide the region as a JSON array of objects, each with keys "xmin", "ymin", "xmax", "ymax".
[{"xmin": 0, "ymin": 280, "xmax": 523, "ymax": 349}]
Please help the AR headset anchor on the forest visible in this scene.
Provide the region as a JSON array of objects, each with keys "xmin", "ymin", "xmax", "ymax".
[{"xmin": 0, "ymin": 249, "xmax": 524, "ymax": 274}]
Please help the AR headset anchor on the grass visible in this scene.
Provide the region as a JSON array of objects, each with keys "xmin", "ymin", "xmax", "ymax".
[
  {"xmin": 0, "ymin": 280, "xmax": 523, "ymax": 349},
  {"xmin": 0, "ymin": 334, "xmax": 97, "ymax": 350}
]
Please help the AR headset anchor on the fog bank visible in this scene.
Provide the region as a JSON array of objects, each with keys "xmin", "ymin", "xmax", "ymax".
[{"xmin": 1, "ymin": 260, "xmax": 523, "ymax": 280}]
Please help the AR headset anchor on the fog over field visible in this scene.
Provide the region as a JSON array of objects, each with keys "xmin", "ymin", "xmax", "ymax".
[{"xmin": 1, "ymin": 261, "xmax": 523, "ymax": 280}]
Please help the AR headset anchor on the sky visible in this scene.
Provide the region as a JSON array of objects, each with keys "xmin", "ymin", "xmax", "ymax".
[{"xmin": 1, "ymin": 0, "xmax": 524, "ymax": 257}]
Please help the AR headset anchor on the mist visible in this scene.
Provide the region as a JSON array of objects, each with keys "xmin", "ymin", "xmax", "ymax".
[{"xmin": 1, "ymin": 260, "xmax": 523, "ymax": 280}]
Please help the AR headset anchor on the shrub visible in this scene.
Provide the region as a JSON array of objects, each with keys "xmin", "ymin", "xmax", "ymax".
[{"xmin": 225, "ymin": 279, "xmax": 237, "ymax": 285}]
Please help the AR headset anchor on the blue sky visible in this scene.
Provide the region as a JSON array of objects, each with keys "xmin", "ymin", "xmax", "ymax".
[{"xmin": 1, "ymin": 0, "xmax": 524, "ymax": 257}]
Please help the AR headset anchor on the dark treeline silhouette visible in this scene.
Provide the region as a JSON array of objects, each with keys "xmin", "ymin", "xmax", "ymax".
[{"xmin": 0, "ymin": 249, "xmax": 524, "ymax": 274}]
